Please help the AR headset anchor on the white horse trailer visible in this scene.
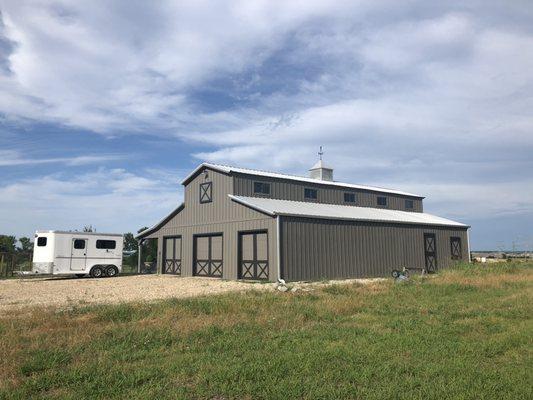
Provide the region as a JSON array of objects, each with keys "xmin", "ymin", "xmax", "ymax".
[{"xmin": 32, "ymin": 231, "xmax": 123, "ymax": 278}]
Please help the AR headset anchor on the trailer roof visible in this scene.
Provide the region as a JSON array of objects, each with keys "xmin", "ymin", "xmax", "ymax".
[
  {"xmin": 229, "ymin": 195, "xmax": 468, "ymax": 228},
  {"xmin": 35, "ymin": 230, "xmax": 123, "ymax": 237},
  {"xmin": 182, "ymin": 162, "xmax": 424, "ymax": 198}
]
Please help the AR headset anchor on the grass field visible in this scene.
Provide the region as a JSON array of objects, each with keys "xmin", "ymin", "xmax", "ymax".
[{"xmin": 1, "ymin": 263, "xmax": 531, "ymax": 399}]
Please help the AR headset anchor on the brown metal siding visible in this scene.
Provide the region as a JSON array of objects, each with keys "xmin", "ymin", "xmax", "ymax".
[
  {"xmin": 233, "ymin": 174, "xmax": 423, "ymax": 212},
  {"xmin": 144, "ymin": 168, "xmax": 279, "ymax": 280},
  {"xmin": 281, "ymin": 216, "xmax": 469, "ymax": 281}
]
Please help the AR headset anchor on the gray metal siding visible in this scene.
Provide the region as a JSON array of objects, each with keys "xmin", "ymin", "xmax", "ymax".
[
  {"xmin": 281, "ymin": 216, "xmax": 469, "ymax": 281},
  {"xmin": 233, "ymin": 174, "xmax": 423, "ymax": 212},
  {"xmin": 144, "ymin": 168, "xmax": 279, "ymax": 280}
]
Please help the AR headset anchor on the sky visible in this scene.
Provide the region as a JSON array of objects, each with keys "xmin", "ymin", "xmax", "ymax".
[{"xmin": 0, "ymin": 0, "xmax": 532, "ymax": 250}]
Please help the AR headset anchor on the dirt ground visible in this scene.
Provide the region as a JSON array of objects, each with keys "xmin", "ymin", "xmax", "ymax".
[{"xmin": 0, "ymin": 275, "xmax": 383, "ymax": 314}]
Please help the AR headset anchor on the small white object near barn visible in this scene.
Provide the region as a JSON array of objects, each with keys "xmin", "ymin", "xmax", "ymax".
[{"xmin": 32, "ymin": 231, "xmax": 123, "ymax": 278}]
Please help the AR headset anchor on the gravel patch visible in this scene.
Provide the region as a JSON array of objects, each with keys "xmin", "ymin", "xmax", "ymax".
[
  {"xmin": 0, "ymin": 275, "xmax": 272, "ymax": 313},
  {"xmin": 0, "ymin": 275, "xmax": 385, "ymax": 314}
]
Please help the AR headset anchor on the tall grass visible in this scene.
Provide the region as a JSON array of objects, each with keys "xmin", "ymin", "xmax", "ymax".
[{"xmin": 1, "ymin": 262, "xmax": 531, "ymax": 399}]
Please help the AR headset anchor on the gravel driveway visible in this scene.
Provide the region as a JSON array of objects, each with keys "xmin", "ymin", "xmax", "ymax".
[{"xmin": 0, "ymin": 275, "xmax": 272, "ymax": 313}]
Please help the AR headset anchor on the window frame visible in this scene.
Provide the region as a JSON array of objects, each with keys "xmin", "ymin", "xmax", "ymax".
[
  {"xmin": 344, "ymin": 192, "xmax": 356, "ymax": 203},
  {"xmin": 37, "ymin": 237, "xmax": 47, "ymax": 247},
  {"xmin": 199, "ymin": 182, "xmax": 213, "ymax": 204},
  {"xmin": 405, "ymin": 199, "xmax": 414, "ymax": 210},
  {"xmin": 73, "ymin": 239, "xmax": 86, "ymax": 250},
  {"xmin": 377, "ymin": 196, "xmax": 387, "ymax": 207},
  {"xmin": 304, "ymin": 187, "xmax": 318, "ymax": 200},
  {"xmin": 253, "ymin": 181, "xmax": 271, "ymax": 195},
  {"xmin": 96, "ymin": 239, "xmax": 117, "ymax": 250}
]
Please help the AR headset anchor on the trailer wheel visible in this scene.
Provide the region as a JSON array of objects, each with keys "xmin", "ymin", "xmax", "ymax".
[
  {"xmin": 90, "ymin": 266, "xmax": 104, "ymax": 278},
  {"xmin": 105, "ymin": 265, "xmax": 118, "ymax": 277}
]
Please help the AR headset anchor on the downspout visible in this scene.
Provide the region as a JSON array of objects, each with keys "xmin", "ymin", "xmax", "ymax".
[
  {"xmin": 467, "ymin": 229, "xmax": 471, "ymax": 263},
  {"xmin": 276, "ymin": 215, "xmax": 282, "ymax": 281}
]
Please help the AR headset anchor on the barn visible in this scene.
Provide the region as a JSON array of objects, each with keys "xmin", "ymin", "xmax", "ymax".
[{"xmin": 136, "ymin": 160, "xmax": 469, "ymax": 281}]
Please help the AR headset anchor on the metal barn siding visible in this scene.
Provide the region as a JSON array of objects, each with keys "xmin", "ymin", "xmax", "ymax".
[
  {"xmin": 233, "ymin": 174, "xmax": 423, "ymax": 212},
  {"xmin": 144, "ymin": 168, "xmax": 279, "ymax": 281},
  {"xmin": 280, "ymin": 216, "xmax": 469, "ymax": 281}
]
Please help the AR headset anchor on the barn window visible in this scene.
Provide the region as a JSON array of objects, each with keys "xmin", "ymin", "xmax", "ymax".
[
  {"xmin": 304, "ymin": 188, "xmax": 318, "ymax": 200},
  {"xmin": 73, "ymin": 239, "xmax": 86, "ymax": 249},
  {"xmin": 450, "ymin": 237, "xmax": 462, "ymax": 260},
  {"xmin": 344, "ymin": 192, "xmax": 356, "ymax": 203},
  {"xmin": 405, "ymin": 199, "xmax": 414, "ymax": 209},
  {"xmin": 199, "ymin": 182, "xmax": 212, "ymax": 203},
  {"xmin": 96, "ymin": 240, "xmax": 116, "ymax": 249},
  {"xmin": 254, "ymin": 181, "xmax": 271, "ymax": 195},
  {"xmin": 377, "ymin": 196, "xmax": 387, "ymax": 206},
  {"xmin": 37, "ymin": 237, "xmax": 47, "ymax": 247}
]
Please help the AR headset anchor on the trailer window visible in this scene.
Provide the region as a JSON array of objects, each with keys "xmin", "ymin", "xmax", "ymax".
[
  {"xmin": 37, "ymin": 237, "xmax": 47, "ymax": 247},
  {"xmin": 96, "ymin": 240, "xmax": 116, "ymax": 249},
  {"xmin": 73, "ymin": 239, "xmax": 85, "ymax": 249}
]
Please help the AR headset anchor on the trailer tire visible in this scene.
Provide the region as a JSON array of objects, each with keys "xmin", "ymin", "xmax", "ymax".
[
  {"xmin": 90, "ymin": 266, "xmax": 104, "ymax": 278},
  {"xmin": 105, "ymin": 265, "xmax": 118, "ymax": 277}
]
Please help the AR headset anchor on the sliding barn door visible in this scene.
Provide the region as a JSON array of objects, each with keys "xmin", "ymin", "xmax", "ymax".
[
  {"xmin": 239, "ymin": 231, "xmax": 269, "ymax": 280},
  {"xmin": 163, "ymin": 236, "xmax": 182, "ymax": 275},
  {"xmin": 193, "ymin": 234, "xmax": 223, "ymax": 277}
]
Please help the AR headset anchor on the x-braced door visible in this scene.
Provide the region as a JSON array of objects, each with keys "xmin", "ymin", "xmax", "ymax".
[
  {"xmin": 163, "ymin": 236, "xmax": 182, "ymax": 275},
  {"xmin": 424, "ymin": 233, "xmax": 437, "ymax": 273},
  {"xmin": 193, "ymin": 234, "xmax": 223, "ymax": 277},
  {"xmin": 239, "ymin": 231, "xmax": 269, "ymax": 280}
]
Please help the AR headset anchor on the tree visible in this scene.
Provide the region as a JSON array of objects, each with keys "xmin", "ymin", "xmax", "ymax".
[
  {"xmin": 137, "ymin": 227, "xmax": 156, "ymax": 263},
  {"xmin": 83, "ymin": 225, "xmax": 95, "ymax": 232},
  {"xmin": 0, "ymin": 235, "xmax": 17, "ymax": 253},
  {"xmin": 18, "ymin": 237, "xmax": 33, "ymax": 252},
  {"xmin": 123, "ymin": 233, "xmax": 138, "ymax": 252}
]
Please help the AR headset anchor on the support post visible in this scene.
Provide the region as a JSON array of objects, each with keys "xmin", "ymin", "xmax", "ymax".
[{"xmin": 137, "ymin": 239, "xmax": 143, "ymax": 274}]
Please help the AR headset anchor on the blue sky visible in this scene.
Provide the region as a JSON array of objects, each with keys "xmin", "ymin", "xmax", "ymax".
[{"xmin": 0, "ymin": 0, "xmax": 532, "ymax": 250}]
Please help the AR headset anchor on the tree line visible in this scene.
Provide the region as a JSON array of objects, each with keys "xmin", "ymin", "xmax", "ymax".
[{"xmin": 0, "ymin": 235, "xmax": 33, "ymax": 254}]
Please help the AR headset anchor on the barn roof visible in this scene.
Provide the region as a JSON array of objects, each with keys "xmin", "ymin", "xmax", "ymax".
[
  {"xmin": 182, "ymin": 162, "xmax": 424, "ymax": 198},
  {"xmin": 229, "ymin": 195, "xmax": 468, "ymax": 228},
  {"xmin": 135, "ymin": 203, "xmax": 184, "ymax": 239}
]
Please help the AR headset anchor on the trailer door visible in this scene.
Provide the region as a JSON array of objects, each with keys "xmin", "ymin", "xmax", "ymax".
[{"xmin": 70, "ymin": 238, "xmax": 87, "ymax": 271}]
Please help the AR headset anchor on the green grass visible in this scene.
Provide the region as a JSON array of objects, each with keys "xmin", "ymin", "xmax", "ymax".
[{"xmin": 1, "ymin": 262, "xmax": 532, "ymax": 399}]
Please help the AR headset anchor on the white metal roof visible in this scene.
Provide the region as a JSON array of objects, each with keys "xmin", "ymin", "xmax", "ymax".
[
  {"xmin": 182, "ymin": 162, "xmax": 423, "ymax": 198},
  {"xmin": 229, "ymin": 195, "xmax": 468, "ymax": 228}
]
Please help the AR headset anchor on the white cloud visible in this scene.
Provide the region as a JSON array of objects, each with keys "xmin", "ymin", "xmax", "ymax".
[
  {"xmin": 0, "ymin": 150, "xmax": 126, "ymax": 166},
  {"xmin": 0, "ymin": 0, "xmax": 360, "ymax": 132},
  {"xmin": 0, "ymin": 167, "xmax": 181, "ymax": 237}
]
